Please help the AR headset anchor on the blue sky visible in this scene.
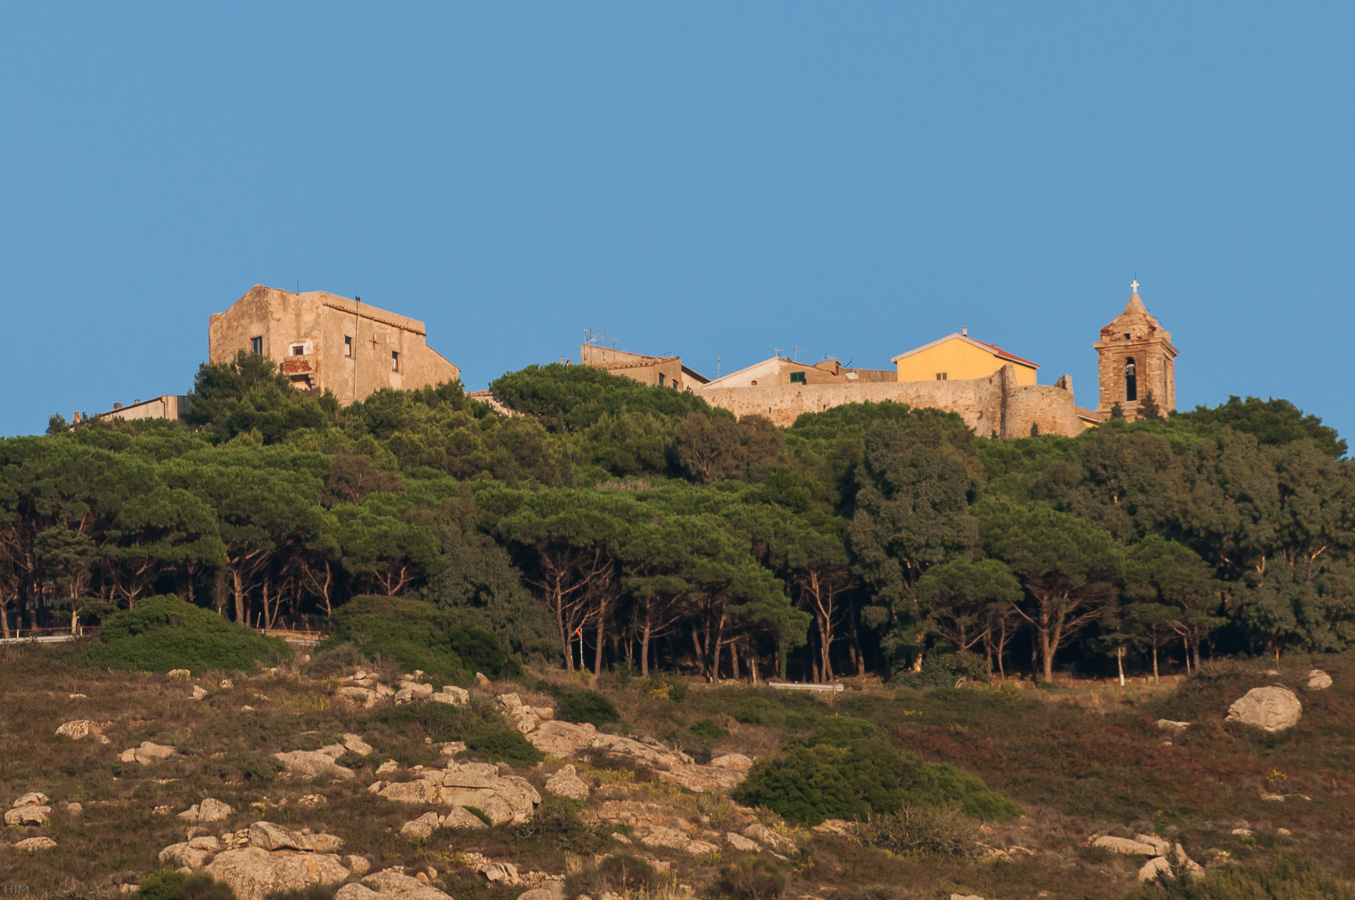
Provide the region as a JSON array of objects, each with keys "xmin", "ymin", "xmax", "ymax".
[{"xmin": 3, "ymin": 4, "xmax": 1352, "ymax": 446}]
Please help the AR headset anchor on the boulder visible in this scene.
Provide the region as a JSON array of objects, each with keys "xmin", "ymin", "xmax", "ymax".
[
  {"xmin": 120, "ymin": 741, "xmax": 178, "ymax": 765},
  {"xmin": 474, "ymin": 672, "xmax": 493, "ymax": 689},
  {"xmin": 378, "ymin": 780, "xmax": 439, "ymax": 805},
  {"xmin": 346, "ymin": 856, "xmax": 372, "ymax": 877},
  {"xmin": 191, "ymin": 686, "xmax": 209, "ymax": 701},
  {"xmin": 205, "ymin": 847, "xmax": 350, "ymax": 900},
  {"xmin": 1154, "ymin": 720, "xmax": 1190, "ymax": 738},
  {"xmin": 1091, "ymin": 836, "xmax": 1159, "ymax": 856},
  {"xmin": 343, "ymin": 733, "xmax": 374, "ymax": 757},
  {"xmin": 249, "ymin": 822, "xmax": 309, "ymax": 851},
  {"xmin": 394, "ymin": 683, "xmax": 435, "ymax": 704},
  {"xmin": 517, "ymin": 882, "xmax": 566, "ymax": 900},
  {"xmin": 430, "ymin": 686, "xmax": 470, "ymax": 707},
  {"xmin": 56, "ymin": 720, "xmax": 93, "ymax": 740},
  {"xmin": 168, "ymin": 669, "xmax": 192, "ymax": 679},
  {"xmin": 375, "ymin": 760, "xmax": 400, "ymax": 775},
  {"xmin": 744, "ymin": 823, "xmax": 795, "ymax": 854},
  {"xmin": 710, "ymin": 753, "xmax": 754, "ymax": 772},
  {"xmin": 441, "ymin": 807, "xmax": 488, "ymax": 829},
  {"xmin": 544, "ymin": 765, "xmax": 590, "ymax": 801},
  {"xmin": 12, "ymin": 792, "xmax": 50, "ymax": 807},
  {"xmin": 1308, "ymin": 669, "xmax": 1333, "ymax": 690},
  {"xmin": 335, "ymin": 869, "xmax": 453, "ymax": 900},
  {"xmin": 685, "ymin": 840, "xmax": 719, "ymax": 856},
  {"xmin": 527, "ymin": 720, "xmax": 597, "ymax": 757},
  {"xmin": 4, "ymin": 806, "xmax": 51, "ymax": 827},
  {"xmin": 400, "ymin": 812, "xmax": 444, "ymax": 839},
  {"xmin": 726, "ymin": 833, "xmax": 760, "ymax": 852},
  {"xmin": 273, "ymin": 750, "xmax": 356, "ymax": 780},
  {"xmin": 160, "ymin": 842, "xmax": 212, "ymax": 869},
  {"xmin": 178, "ymin": 798, "xmax": 234, "ymax": 823},
  {"xmin": 639, "ymin": 826, "xmax": 691, "ymax": 851},
  {"xmin": 439, "ymin": 762, "xmax": 540, "ymax": 825},
  {"xmin": 1139, "ymin": 854, "xmax": 1204, "ymax": 881},
  {"xmin": 14, "ymin": 837, "xmax": 57, "ymax": 852},
  {"xmin": 1226, "ymin": 687, "xmax": 1303, "ymax": 733}
]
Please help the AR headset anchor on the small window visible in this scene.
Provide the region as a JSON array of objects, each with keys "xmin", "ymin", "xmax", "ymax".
[
  {"xmin": 790, "ymin": 371, "xmax": 806, "ymax": 384},
  {"xmin": 936, "ymin": 372, "xmax": 948, "ymax": 381},
  {"xmin": 1123, "ymin": 332, "xmax": 1131, "ymax": 340},
  {"xmin": 250, "ymin": 336, "xmax": 263, "ymax": 355},
  {"xmin": 291, "ymin": 344, "xmax": 305, "ymax": 356},
  {"xmin": 344, "ymin": 336, "xmax": 353, "ymax": 357},
  {"xmin": 391, "ymin": 351, "xmax": 400, "ymax": 372},
  {"xmin": 658, "ymin": 373, "xmax": 666, "ymax": 386}
]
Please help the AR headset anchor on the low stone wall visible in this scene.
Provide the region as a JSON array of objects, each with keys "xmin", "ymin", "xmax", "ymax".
[{"xmin": 695, "ymin": 366, "xmax": 1088, "ymax": 438}]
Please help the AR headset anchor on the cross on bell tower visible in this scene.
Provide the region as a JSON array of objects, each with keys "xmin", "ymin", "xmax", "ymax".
[{"xmin": 1092, "ymin": 280, "xmax": 1179, "ymax": 420}]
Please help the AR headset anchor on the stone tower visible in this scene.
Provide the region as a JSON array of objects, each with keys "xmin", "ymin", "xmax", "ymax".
[{"xmin": 1094, "ymin": 281, "xmax": 1178, "ymax": 419}]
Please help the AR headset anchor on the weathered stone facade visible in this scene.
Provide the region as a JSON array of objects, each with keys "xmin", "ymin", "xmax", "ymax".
[
  {"xmin": 209, "ymin": 286, "xmax": 460, "ymax": 403},
  {"xmin": 697, "ymin": 364, "xmax": 1088, "ymax": 437},
  {"xmin": 97, "ymin": 395, "xmax": 188, "ymax": 424},
  {"xmin": 579, "ymin": 345, "xmax": 707, "ymax": 391},
  {"xmin": 1093, "ymin": 284, "xmax": 1177, "ymax": 419}
]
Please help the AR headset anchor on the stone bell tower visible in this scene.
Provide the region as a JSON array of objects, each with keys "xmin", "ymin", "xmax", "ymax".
[{"xmin": 1094, "ymin": 281, "xmax": 1178, "ymax": 420}]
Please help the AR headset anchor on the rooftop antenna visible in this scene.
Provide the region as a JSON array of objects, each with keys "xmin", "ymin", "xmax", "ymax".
[
  {"xmin": 772, "ymin": 347, "xmax": 784, "ymax": 359},
  {"xmin": 583, "ymin": 328, "xmax": 616, "ymax": 349},
  {"xmin": 716, "ymin": 356, "xmax": 721, "ymax": 378},
  {"xmin": 791, "ymin": 346, "xmax": 805, "ymax": 362}
]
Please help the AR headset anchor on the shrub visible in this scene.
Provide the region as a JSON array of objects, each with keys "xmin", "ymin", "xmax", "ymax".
[
  {"xmin": 265, "ymin": 889, "xmax": 336, "ymax": 900},
  {"xmin": 553, "ymin": 687, "xmax": 620, "ymax": 726},
  {"xmin": 135, "ymin": 870, "xmax": 237, "ymax": 900},
  {"xmin": 73, "ymin": 595, "xmax": 289, "ymax": 675},
  {"xmin": 1125, "ymin": 853, "xmax": 1355, "ymax": 899},
  {"xmin": 565, "ymin": 853, "xmax": 662, "ymax": 897},
  {"xmin": 325, "ymin": 595, "xmax": 520, "ymax": 685},
  {"xmin": 710, "ymin": 856, "xmax": 787, "ymax": 900},
  {"xmin": 857, "ymin": 803, "xmax": 981, "ymax": 859},
  {"xmin": 202, "ymin": 752, "xmax": 284, "ymax": 785},
  {"xmin": 895, "ymin": 650, "xmax": 990, "ymax": 688},
  {"xmin": 734, "ymin": 736, "xmax": 1019, "ymax": 825},
  {"xmin": 362, "ymin": 702, "xmax": 542, "ymax": 767}
]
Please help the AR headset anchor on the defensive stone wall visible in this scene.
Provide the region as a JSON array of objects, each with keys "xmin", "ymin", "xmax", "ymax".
[{"xmin": 696, "ymin": 365, "xmax": 1088, "ymax": 437}]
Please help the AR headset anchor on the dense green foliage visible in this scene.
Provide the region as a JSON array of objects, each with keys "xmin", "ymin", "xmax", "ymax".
[
  {"xmin": 733, "ymin": 717, "xmax": 1018, "ymax": 824},
  {"xmin": 324, "ymin": 595, "xmax": 520, "ymax": 685},
  {"xmin": 552, "ymin": 687, "xmax": 620, "ymax": 726},
  {"xmin": 75, "ymin": 595, "xmax": 289, "ymax": 674},
  {"xmin": 135, "ymin": 870, "xmax": 237, "ymax": 900},
  {"xmin": 709, "ymin": 857, "xmax": 788, "ymax": 900},
  {"xmin": 361, "ymin": 700, "xmax": 543, "ymax": 767},
  {"xmin": 6, "ymin": 349, "xmax": 1353, "ymax": 686}
]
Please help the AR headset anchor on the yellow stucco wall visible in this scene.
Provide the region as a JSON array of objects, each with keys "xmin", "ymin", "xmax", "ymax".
[{"xmin": 895, "ymin": 337, "xmax": 1037, "ymax": 386}]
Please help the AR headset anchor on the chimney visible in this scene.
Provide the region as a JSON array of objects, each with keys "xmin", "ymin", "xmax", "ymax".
[
  {"xmin": 962, "ymin": 326, "xmax": 968, "ymax": 337},
  {"xmin": 113, "ymin": 403, "xmax": 123, "ymax": 410}
]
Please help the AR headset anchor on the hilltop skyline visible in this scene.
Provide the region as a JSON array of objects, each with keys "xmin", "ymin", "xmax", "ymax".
[{"xmin": 3, "ymin": 5, "xmax": 1352, "ymax": 447}]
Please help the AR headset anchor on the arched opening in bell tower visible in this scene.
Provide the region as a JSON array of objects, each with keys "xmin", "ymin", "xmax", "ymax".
[{"xmin": 1124, "ymin": 357, "xmax": 1138, "ymax": 402}]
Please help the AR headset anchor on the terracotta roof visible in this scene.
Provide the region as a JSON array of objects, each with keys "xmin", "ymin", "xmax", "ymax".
[{"xmin": 891, "ymin": 333, "xmax": 1040, "ymax": 368}]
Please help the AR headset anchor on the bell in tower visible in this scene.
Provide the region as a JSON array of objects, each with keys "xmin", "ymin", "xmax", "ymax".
[{"xmin": 1093, "ymin": 281, "xmax": 1178, "ymax": 420}]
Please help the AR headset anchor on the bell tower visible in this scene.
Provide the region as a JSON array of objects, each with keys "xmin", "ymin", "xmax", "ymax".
[{"xmin": 1094, "ymin": 281, "xmax": 1178, "ymax": 420}]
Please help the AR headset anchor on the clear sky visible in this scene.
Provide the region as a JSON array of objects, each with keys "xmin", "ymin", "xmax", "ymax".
[{"xmin": 3, "ymin": 4, "xmax": 1352, "ymax": 446}]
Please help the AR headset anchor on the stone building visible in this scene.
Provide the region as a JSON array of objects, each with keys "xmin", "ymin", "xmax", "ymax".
[
  {"xmin": 1093, "ymin": 282, "xmax": 1178, "ymax": 419},
  {"xmin": 209, "ymin": 286, "xmax": 460, "ymax": 403},
  {"xmin": 97, "ymin": 395, "xmax": 189, "ymax": 424},
  {"xmin": 579, "ymin": 345, "xmax": 708, "ymax": 391},
  {"xmin": 892, "ymin": 330, "xmax": 1040, "ymax": 385},
  {"xmin": 701, "ymin": 355, "xmax": 895, "ymax": 389}
]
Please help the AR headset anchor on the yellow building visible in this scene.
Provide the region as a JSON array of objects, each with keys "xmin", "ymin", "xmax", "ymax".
[{"xmin": 892, "ymin": 331, "xmax": 1039, "ymax": 386}]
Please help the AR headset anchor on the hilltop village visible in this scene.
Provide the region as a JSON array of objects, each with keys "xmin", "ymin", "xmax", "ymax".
[{"xmin": 95, "ymin": 281, "xmax": 1178, "ymax": 439}]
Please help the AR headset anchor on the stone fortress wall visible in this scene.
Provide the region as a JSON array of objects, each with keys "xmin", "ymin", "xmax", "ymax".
[{"xmin": 697, "ymin": 364, "xmax": 1088, "ymax": 437}]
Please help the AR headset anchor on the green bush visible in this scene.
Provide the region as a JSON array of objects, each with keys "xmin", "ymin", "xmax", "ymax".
[
  {"xmin": 361, "ymin": 702, "xmax": 542, "ymax": 767},
  {"xmin": 734, "ymin": 735, "xmax": 1019, "ymax": 826},
  {"xmin": 135, "ymin": 870, "xmax": 236, "ymax": 900},
  {"xmin": 857, "ymin": 803, "xmax": 981, "ymax": 858},
  {"xmin": 710, "ymin": 856, "xmax": 787, "ymax": 900},
  {"xmin": 73, "ymin": 595, "xmax": 289, "ymax": 675},
  {"xmin": 202, "ymin": 752, "xmax": 284, "ymax": 785},
  {"xmin": 553, "ymin": 687, "xmax": 620, "ymax": 726},
  {"xmin": 325, "ymin": 595, "xmax": 520, "ymax": 685},
  {"xmin": 895, "ymin": 650, "xmax": 990, "ymax": 688},
  {"xmin": 1125, "ymin": 853, "xmax": 1355, "ymax": 899}
]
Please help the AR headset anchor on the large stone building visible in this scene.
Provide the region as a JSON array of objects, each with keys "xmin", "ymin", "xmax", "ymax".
[
  {"xmin": 209, "ymin": 286, "xmax": 460, "ymax": 402},
  {"xmin": 1093, "ymin": 282, "xmax": 1178, "ymax": 420}
]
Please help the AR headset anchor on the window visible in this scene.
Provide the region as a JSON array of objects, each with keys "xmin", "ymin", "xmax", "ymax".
[
  {"xmin": 1124, "ymin": 357, "xmax": 1138, "ymax": 402},
  {"xmin": 935, "ymin": 372, "xmax": 948, "ymax": 381},
  {"xmin": 291, "ymin": 344, "xmax": 305, "ymax": 356},
  {"xmin": 250, "ymin": 336, "xmax": 263, "ymax": 355},
  {"xmin": 658, "ymin": 373, "xmax": 666, "ymax": 386},
  {"xmin": 391, "ymin": 351, "xmax": 400, "ymax": 372},
  {"xmin": 1123, "ymin": 333, "xmax": 1131, "ymax": 340},
  {"xmin": 789, "ymin": 371, "xmax": 806, "ymax": 384},
  {"xmin": 344, "ymin": 336, "xmax": 353, "ymax": 357}
]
